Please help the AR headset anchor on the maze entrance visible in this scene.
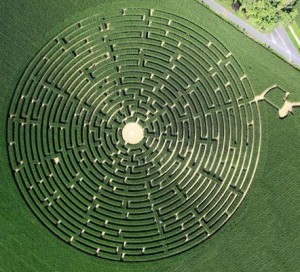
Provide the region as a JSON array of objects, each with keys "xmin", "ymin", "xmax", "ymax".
[{"xmin": 7, "ymin": 7, "xmax": 261, "ymax": 261}]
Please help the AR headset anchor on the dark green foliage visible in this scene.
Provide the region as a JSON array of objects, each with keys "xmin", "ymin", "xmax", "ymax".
[
  {"xmin": 232, "ymin": 2, "xmax": 242, "ymax": 11},
  {"xmin": 223, "ymin": 0, "xmax": 299, "ymax": 31}
]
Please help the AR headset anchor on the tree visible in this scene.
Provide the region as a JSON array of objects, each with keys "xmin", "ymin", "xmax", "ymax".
[
  {"xmin": 232, "ymin": 2, "xmax": 242, "ymax": 11},
  {"xmin": 239, "ymin": 0, "xmax": 298, "ymax": 31}
]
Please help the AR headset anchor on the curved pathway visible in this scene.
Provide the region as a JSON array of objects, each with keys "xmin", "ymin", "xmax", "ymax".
[{"xmin": 200, "ymin": 0, "xmax": 300, "ymax": 68}]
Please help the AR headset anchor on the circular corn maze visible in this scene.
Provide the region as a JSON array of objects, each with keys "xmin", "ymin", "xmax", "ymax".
[{"xmin": 7, "ymin": 7, "xmax": 261, "ymax": 261}]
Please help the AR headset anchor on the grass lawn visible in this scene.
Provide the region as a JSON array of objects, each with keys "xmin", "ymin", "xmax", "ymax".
[
  {"xmin": 287, "ymin": 2, "xmax": 300, "ymax": 51},
  {"xmin": 296, "ymin": 1, "xmax": 300, "ymax": 26},
  {"xmin": 0, "ymin": 0, "xmax": 300, "ymax": 271},
  {"xmin": 287, "ymin": 22, "xmax": 300, "ymax": 51}
]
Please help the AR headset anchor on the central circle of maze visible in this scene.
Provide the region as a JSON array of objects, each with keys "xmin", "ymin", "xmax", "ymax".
[{"xmin": 8, "ymin": 8, "xmax": 261, "ymax": 261}]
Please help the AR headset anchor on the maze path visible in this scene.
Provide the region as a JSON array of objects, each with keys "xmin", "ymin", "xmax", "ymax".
[{"xmin": 7, "ymin": 8, "xmax": 261, "ymax": 261}]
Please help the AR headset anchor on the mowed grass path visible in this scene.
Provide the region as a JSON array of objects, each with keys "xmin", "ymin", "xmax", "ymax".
[{"xmin": 0, "ymin": 0, "xmax": 300, "ymax": 271}]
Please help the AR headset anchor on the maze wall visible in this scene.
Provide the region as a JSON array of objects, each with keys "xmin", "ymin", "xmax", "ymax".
[{"xmin": 7, "ymin": 7, "xmax": 261, "ymax": 261}]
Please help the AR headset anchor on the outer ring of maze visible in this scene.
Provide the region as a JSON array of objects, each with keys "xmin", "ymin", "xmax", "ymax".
[{"xmin": 7, "ymin": 8, "xmax": 261, "ymax": 261}]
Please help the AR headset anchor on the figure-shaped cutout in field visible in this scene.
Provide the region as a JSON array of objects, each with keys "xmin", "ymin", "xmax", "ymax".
[
  {"xmin": 7, "ymin": 7, "xmax": 262, "ymax": 261},
  {"xmin": 253, "ymin": 85, "xmax": 300, "ymax": 118}
]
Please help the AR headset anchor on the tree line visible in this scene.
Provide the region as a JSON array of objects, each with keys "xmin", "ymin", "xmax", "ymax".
[{"xmin": 221, "ymin": 0, "xmax": 298, "ymax": 31}]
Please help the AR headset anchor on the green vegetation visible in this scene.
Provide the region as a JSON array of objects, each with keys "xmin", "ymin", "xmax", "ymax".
[
  {"xmin": 296, "ymin": 0, "xmax": 300, "ymax": 24},
  {"xmin": 1, "ymin": 0, "xmax": 300, "ymax": 271},
  {"xmin": 221, "ymin": 0, "xmax": 299, "ymax": 31},
  {"xmin": 286, "ymin": 2, "xmax": 300, "ymax": 51},
  {"xmin": 287, "ymin": 21, "xmax": 300, "ymax": 50},
  {"xmin": 7, "ymin": 5, "xmax": 262, "ymax": 262},
  {"xmin": 287, "ymin": 27, "xmax": 299, "ymax": 50}
]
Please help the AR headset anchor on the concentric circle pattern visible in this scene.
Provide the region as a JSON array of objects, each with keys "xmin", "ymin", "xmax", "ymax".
[{"xmin": 8, "ymin": 8, "xmax": 261, "ymax": 261}]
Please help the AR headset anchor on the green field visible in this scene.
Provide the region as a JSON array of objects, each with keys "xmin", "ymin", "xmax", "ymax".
[{"xmin": 1, "ymin": 0, "xmax": 300, "ymax": 271}]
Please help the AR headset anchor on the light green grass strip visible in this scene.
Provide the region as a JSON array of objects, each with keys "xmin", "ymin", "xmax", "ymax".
[
  {"xmin": 288, "ymin": 23, "xmax": 300, "ymax": 47},
  {"xmin": 291, "ymin": 21, "xmax": 300, "ymax": 37},
  {"xmin": 287, "ymin": 27, "xmax": 300, "ymax": 50}
]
